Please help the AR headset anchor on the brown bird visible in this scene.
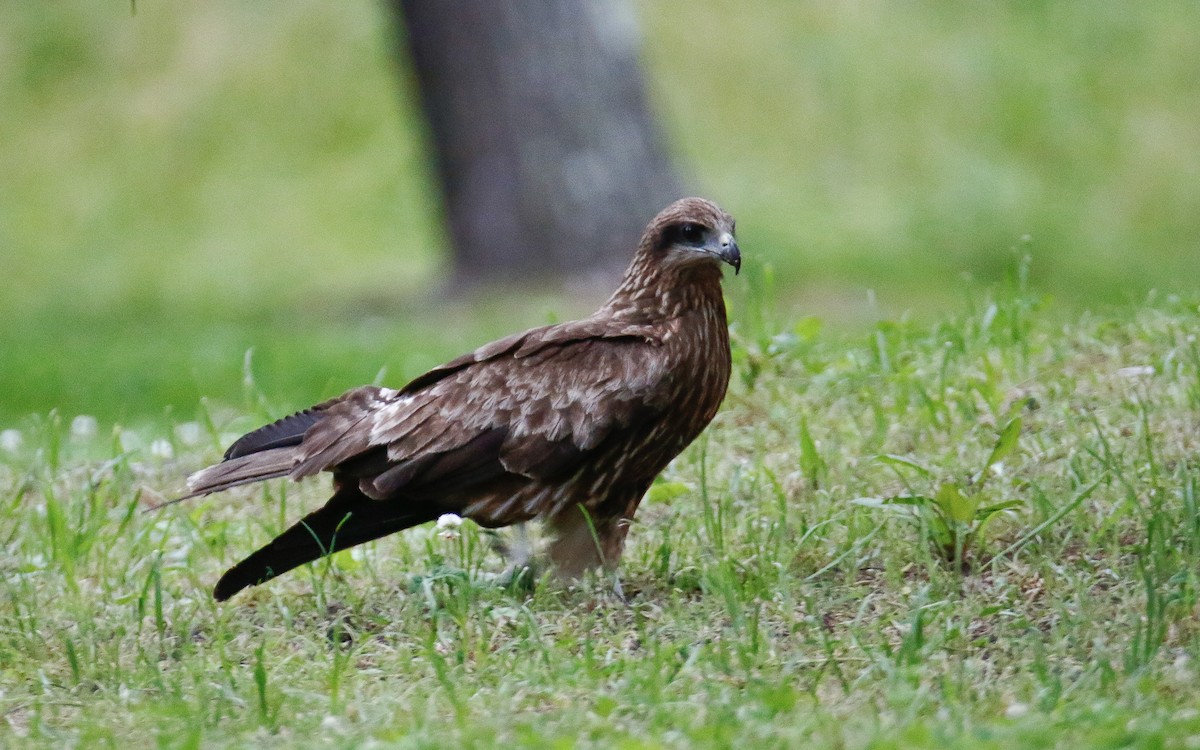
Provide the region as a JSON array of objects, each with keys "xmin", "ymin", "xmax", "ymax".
[{"xmin": 185, "ymin": 197, "xmax": 740, "ymax": 600}]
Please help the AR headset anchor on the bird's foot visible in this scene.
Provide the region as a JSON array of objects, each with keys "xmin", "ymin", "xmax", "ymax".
[
  {"xmin": 488, "ymin": 560, "xmax": 540, "ymax": 594},
  {"xmin": 611, "ymin": 573, "xmax": 627, "ymax": 603}
]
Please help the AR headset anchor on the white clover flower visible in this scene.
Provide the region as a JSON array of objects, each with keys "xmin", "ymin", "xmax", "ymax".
[
  {"xmin": 149, "ymin": 439, "xmax": 174, "ymax": 460},
  {"xmin": 174, "ymin": 421, "xmax": 203, "ymax": 446},
  {"xmin": 436, "ymin": 513, "xmax": 463, "ymax": 540},
  {"xmin": 0, "ymin": 429, "xmax": 22, "ymax": 453},
  {"xmin": 436, "ymin": 513, "xmax": 463, "ymax": 529},
  {"xmin": 70, "ymin": 415, "xmax": 98, "ymax": 440},
  {"xmin": 118, "ymin": 430, "xmax": 142, "ymax": 453}
]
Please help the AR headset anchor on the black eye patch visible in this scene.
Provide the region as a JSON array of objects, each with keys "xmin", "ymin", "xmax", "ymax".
[{"xmin": 662, "ymin": 222, "xmax": 708, "ymax": 249}]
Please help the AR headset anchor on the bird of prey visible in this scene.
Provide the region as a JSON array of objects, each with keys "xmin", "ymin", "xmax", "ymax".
[{"xmin": 185, "ymin": 197, "xmax": 741, "ymax": 601}]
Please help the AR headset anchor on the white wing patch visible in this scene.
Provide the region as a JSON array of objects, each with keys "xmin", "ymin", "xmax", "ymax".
[{"xmin": 368, "ymin": 393, "xmax": 416, "ymax": 445}]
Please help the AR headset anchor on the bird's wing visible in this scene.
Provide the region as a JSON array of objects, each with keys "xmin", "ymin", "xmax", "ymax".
[
  {"xmin": 222, "ymin": 390, "xmax": 378, "ymax": 460},
  {"xmin": 395, "ymin": 317, "xmax": 660, "ymax": 395},
  {"xmin": 183, "ymin": 386, "xmax": 391, "ymax": 500},
  {"xmin": 288, "ymin": 318, "xmax": 673, "ymax": 501}
]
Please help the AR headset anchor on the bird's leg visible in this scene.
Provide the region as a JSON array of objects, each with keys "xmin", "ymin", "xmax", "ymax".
[
  {"xmin": 546, "ymin": 505, "xmax": 630, "ymax": 599},
  {"xmin": 490, "ymin": 522, "xmax": 539, "ymax": 591}
]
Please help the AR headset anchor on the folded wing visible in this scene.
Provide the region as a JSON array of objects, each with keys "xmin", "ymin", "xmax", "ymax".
[{"xmin": 190, "ymin": 320, "xmax": 672, "ymax": 599}]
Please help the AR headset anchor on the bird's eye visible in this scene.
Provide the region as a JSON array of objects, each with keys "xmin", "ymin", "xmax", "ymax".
[{"xmin": 677, "ymin": 223, "xmax": 705, "ymax": 244}]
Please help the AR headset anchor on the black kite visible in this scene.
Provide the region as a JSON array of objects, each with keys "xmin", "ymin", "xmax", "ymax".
[{"xmin": 184, "ymin": 197, "xmax": 740, "ymax": 600}]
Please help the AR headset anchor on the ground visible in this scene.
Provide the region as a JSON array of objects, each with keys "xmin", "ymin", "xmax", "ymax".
[
  {"xmin": 4, "ymin": 279, "xmax": 1200, "ymax": 748},
  {"xmin": 3, "ymin": 2, "xmax": 1200, "ymax": 422},
  {"xmin": 4, "ymin": 3, "xmax": 1200, "ymax": 746}
]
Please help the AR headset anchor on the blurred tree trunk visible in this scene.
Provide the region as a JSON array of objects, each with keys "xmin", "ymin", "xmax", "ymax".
[{"xmin": 391, "ymin": 0, "xmax": 682, "ymax": 285}]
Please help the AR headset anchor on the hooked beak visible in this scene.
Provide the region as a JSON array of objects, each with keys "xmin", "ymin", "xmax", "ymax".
[{"xmin": 715, "ymin": 232, "xmax": 741, "ymax": 275}]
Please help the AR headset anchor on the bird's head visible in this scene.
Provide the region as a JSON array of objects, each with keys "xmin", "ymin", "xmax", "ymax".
[{"xmin": 642, "ymin": 197, "xmax": 740, "ymax": 276}]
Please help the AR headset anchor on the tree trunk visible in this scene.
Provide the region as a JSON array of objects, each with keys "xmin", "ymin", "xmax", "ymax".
[{"xmin": 392, "ymin": 0, "xmax": 682, "ymax": 286}]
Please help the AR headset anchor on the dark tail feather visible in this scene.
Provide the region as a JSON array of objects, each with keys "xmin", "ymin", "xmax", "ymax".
[{"xmin": 213, "ymin": 485, "xmax": 437, "ymax": 601}]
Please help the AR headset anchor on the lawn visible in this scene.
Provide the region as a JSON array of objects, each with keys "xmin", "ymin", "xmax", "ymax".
[
  {"xmin": 2, "ymin": 2, "xmax": 1199, "ymax": 423},
  {"xmin": 4, "ymin": 2, "xmax": 1200, "ymax": 746},
  {"xmin": 4, "ymin": 275, "xmax": 1200, "ymax": 747}
]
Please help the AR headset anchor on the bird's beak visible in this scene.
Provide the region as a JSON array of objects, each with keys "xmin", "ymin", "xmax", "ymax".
[{"xmin": 715, "ymin": 232, "xmax": 741, "ymax": 275}]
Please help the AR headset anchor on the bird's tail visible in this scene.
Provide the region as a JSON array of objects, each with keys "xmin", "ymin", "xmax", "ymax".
[
  {"xmin": 179, "ymin": 447, "xmax": 298, "ymax": 501},
  {"xmin": 148, "ymin": 406, "xmax": 333, "ymax": 511},
  {"xmin": 213, "ymin": 484, "xmax": 439, "ymax": 601}
]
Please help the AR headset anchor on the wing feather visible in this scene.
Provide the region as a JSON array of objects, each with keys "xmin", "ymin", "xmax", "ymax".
[
  {"xmin": 287, "ymin": 386, "xmax": 397, "ymax": 479},
  {"xmin": 190, "ymin": 319, "xmax": 671, "ymax": 512},
  {"xmin": 370, "ymin": 332, "xmax": 672, "ymax": 497},
  {"xmin": 222, "ymin": 387, "xmax": 388, "ymax": 461},
  {"xmin": 364, "ymin": 426, "xmax": 508, "ymax": 498}
]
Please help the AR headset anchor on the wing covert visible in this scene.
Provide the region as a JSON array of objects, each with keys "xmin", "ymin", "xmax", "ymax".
[{"xmin": 370, "ymin": 331, "xmax": 671, "ymax": 484}]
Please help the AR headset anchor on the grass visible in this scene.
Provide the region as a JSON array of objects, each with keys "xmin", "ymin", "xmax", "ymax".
[
  {"xmin": 5, "ymin": 3, "xmax": 1200, "ymax": 744},
  {"xmin": 5, "ymin": 274, "xmax": 1200, "ymax": 747},
  {"xmin": 3, "ymin": 2, "xmax": 1200, "ymax": 422}
]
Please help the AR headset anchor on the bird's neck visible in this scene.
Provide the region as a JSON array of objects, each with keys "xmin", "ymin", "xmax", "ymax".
[{"xmin": 602, "ymin": 254, "xmax": 727, "ymax": 322}]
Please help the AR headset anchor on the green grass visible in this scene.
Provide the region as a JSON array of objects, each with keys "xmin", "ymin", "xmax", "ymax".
[
  {"xmin": 3, "ymin": 2, "xmax": 1200, "ymax": 422},
  {"xmin": 5, "ymin": 277, "xmax": 1200, "ymax": 747},
  {"xmin": 5, "ymin": 3, "xmax": 1200, "ymax": 745}
]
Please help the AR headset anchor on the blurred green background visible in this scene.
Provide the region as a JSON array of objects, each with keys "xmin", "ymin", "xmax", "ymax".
[{"xmin": 2, "ymin": 2, "xmax": 1198, "ymax": 425}]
